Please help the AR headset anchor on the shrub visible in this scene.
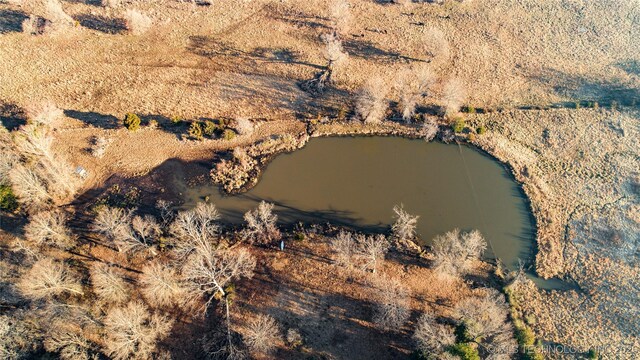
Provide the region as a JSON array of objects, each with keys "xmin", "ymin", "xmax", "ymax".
[
  {"xmin": 447, "ymin": 343, "xmax": 480, "ymax": 360},
  {"xmin": 294, "ymin": 232, "xmax": 305, "ymax": 241},
  {"xmin": 203, "ymin": 121, "xmax": 216, "ymax": 137},
  {"xmin": 0, "ymin": 185, "xmax": 18, "ymax": 212},
  {"xmin": 286, "ymin": 328, "xmax": 303, "ymax": 349},
  {"xmin": 170, "ymin": 116, "xmax": 183, "ymax": 126},
  {"xmin": 123, "ymin": 113, "xmax": 141, "ymax": 131},
  {"xmin": 124, "ymin": 9, "xmax": 152, "ymax": 35},
  {"xmin": 463, "ymin": 106, "xmax": 476, "ymax": 114},
  {"xmin": 188, "ymin": 122, "xmax": 203, "ymax": 140},
  {"xmin": 451, "ymin": 118, "xmax": 465, "ymax": 133},
  {"xmin": 476, "ymin": 125, "xmax": 486, "ymax": 135},
  {"xmin": 587, "ymin": 349, "xmax": 599, "ymax": 359},
  {"xmin": 515, "ymin": 325, "xmax": 535, "ymax": 346},
  {"xmin": 222, "ymin": 129, "xmax": 236, "ymax": 141}
]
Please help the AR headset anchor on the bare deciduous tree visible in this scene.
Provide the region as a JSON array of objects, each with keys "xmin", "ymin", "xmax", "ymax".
[
  {"xmin": 432, "ymin": 228, "xmax": 487, "ymax": 280},
  {"xmin": 26, "ymin": 101, "xmax": 63, "ymax": 126},
  {"xmin": 391, "ymin": 204, "xmax": 419, "ymax": 247},
  {"xmin": 8, "ymin": 164, "xmax": 51, "ymax": 211},
  {"xmin": 330, "ymin": 230, "xmax": 356, "ymax": 268},
  {"xmin": 139, "ymin": 262, "xmax": 184, "ymax": 308},
  {"xmin": 90, "ymin": 263, "xmax": 130, "ymax": 305},
  {"xmin": 413, "ymin": 312, "xmax": 455, "ymax": 356},
  {"xmin": 371, "ymin": 274, "xmax": 410, "ymax": 330},
  {"xmin": 170, "ymin": 202, "xmax": 220, "ymax": 259},
  {"xmin": 330, "ymin": 0, "xmax": 352, "ymax": 36},
  {"xmin": 422, "ymin": 26, "xmax": 450, "ymax": 64},
  {"xmin": 182, "ymin": 247, "xmax": 256, "ymax": 314},
  {"xmin": 356, "ymin": 233, "xmax": 389, "ymax": 273},
  {"xmin": 92, "ymin": 206, "xmax": 132, "ymax": 244},
  {"xmin": 241, "ymin": 201, "xmax": 281, "ymax": 246},
  {"xmin": 244, "ymin": 314, "xmax": 281, "ymax": 355},
  {"xmin": 302, "ymin": 33, "xmax": 348, "ymax": 94},
  {"xmin": 421, "ymin": 118, "xmax": 439, "ymax": 141},
  {"xmin": 103, "ymin": 301, "xmax": 174, "ymax": 360},
  {"xmin": 44, "ymin": 322, "xmax": 94, "ymax": 360},
  {"xmin": 17, "ymin": 258, "xmax": 83, "ymax": 300},
  {"xmin": 124, "ymin": 9, "xmax": 152, "ymax": 35},
  {"xmin": 453, "ymin": 289, "xmax": 517, "ymax": 358},
  {"xmin": 24, "ymin": 210, "xmax": 75, "ymax": 250},
  {"xmin": 396, "ymin": 65, "xmax": 434, "ymax": 122},
  {"xmin": 235, "ymin": 117, "xmax": 254, "ymax": 136},
  {"xmin": 355, "ymin": 76, "xmax": 389, "ymax": 124},
  {"xmin": 46, "ymin": 0, "xmax": 73, "ymax": 27},
  {"xmin": 442, "ymin": 78, "xmax": 466, "ymax": 116},
  {"xmin": 90, "ymin": 136, "xmax": 109, "ymax": 158},
  {"xmin": 115, "ymin": 215, "xmax": 161, "ymax": 255}
]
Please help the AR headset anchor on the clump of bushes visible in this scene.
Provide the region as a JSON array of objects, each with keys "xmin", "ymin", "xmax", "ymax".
[
  {"xmin": 223, "ymin": 129, "xmax": 236, "ymax": 141},
  {"xmin": 170, "ymin": 115, "xmax": 183, "ymax": 126},
  {"xmin": 451, "ymin": 117, "xmax": 466, "ymax": 133},
  {"xmin": 447, "ymin": 343, "xmax": 480, "ymax": 360},
  {"xmin": 0, "ymin": 185, "xmax": 19, "ymax": 212},
  {"xmin": 188, "ymin": 122, "xmax": 203, "ymax": 140},
  {"xmin": 123, "ymin": 113, "xmax": 141, "ymax": 131}
]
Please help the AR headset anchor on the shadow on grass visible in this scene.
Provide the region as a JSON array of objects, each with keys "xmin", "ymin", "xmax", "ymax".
[
  {"xmin": 0, "ymin": 9, "xmax": 28, "ymax": 34},
  {"xmin": 0, "ymin": 102, "xmax": 27, "ymax": 131},
  {"xmin": 74, "ymin": 13, "xmax": 127, "ymax": 34}
]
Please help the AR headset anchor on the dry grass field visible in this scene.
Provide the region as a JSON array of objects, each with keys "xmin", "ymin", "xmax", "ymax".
[{"xmin": 1, "ymin": 0, "xmax": 639, "ymax": 358}]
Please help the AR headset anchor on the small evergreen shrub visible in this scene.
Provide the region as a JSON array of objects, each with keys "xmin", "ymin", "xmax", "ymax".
[
  {"xmin": 515, "ymin": 325, "xmax": 536, "ymax": 346},
  {"xmin": 477, "ymin": 125, "xmax": 486, "ymax": 135},
  {"xmin": 204, "ymin": 120, "xmax": 216, "ymax": 137},
  {"xmin": 587, "ymin": 349, "xmax": 599, "ymax": 359},
  {"xmin": 294, "ymin": 233, "xmax": 305, "ymax": 241},
  {"xmin": 189, "ymin": 121, "xmax": 203, "ymax": 140},
  {"xmin": 0, "ymin": 185, "xmax": 18, "ymax": 212},
  {"xmin": 448, "ymin": 343, "xmax": 480, "ymax": 360},
  {"xmin": 463, "ymin": 106, "xmax": 476, "ymax": 114},
  {"xmin": 222, "ymin": 129, "xmax": 236, "ymax": 141},
  {"xmin": 451, "ymin": 118, "xmax": 466, "ymax": 133},
  {"xmin": 123, "ymin": 113, "xmax": 141, "ymax": 131},
  {"xmin": 170, "ymin": 115, "xmax": 183, "ymax": 126}
]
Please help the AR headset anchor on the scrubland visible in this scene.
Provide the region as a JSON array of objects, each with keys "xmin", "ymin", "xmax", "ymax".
[{"xmin": 0, "ymin": 0, "xmax": 639, "ymax": 359}]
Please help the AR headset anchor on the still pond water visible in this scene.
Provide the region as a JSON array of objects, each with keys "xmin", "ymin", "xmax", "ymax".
[{"xmin": 169, "ymin": 137, "xmax": 566, "ymax": 289}]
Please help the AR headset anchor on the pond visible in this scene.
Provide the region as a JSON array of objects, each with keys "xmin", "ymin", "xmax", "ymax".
[{"xmin": 167, "ymin": 136, "xmax": 565, "ymax": 289}]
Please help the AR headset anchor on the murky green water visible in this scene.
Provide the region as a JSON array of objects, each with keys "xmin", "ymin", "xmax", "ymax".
[{"xmin": 168, "ymin": 137, "xmax": 565, "ymax": 288}]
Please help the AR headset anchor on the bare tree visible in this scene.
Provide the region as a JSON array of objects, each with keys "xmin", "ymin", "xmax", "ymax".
[
  {"xmin": 115, "ymin": 215, "xmax": 161, "ymax": 255},
  {"xmin": 396, "ymin": 65, "xmax": 434, "ymax": 122},
  {"xmin": 103, "ymin": 301, "xmax": 174, "ymax": 360},
  {"xmin": 182, "ymin": 247, "xmax": 256, "ymax": 314},
  {"xmin": 391, "ymin": 204, "xmax": 419, "ymax": 247},
  {"xmin": 17, "ymin": 258, "xmax": 83, "ymax": 300},
  {"xmin": 170, "ymin": 202, "xmax": 220, "ymax": 259},
  {"xmin": 330, "ymin": 0, "xmax": 352, "ymax": 36},
  {"xmin": 25, "ymin": 101, "xmax": 63, "ymax": 126},
  {"xmin": 24, "ymin": 210, "xmax": 75, "ymax": 250},
  {"xmin": 139, "ymin": 262, "xmax": 185, "ymax": 308},
  {"xmin": 356, "ymin": 233, "xmax": 389, "ymax": 273},
  {"xmin": 442, "ymin": 78, "xmax": 466, "ymax": 116},
  {"xmin": 422, "ymin": 26, "xmax": 450, "ymax": 64},
  {"xmin": 44, "ymin": 322, "xmax": 95, "ymax": 360},
  {"xmin": 90, "ymin": 263, "xmax": 130, "ymax": 305},
  {"xmin": 235, "ymin": 117, "xmax": 254, "ymax": 136},
  {"xmin": 8, "ymin": 165, "xmax": 51, "ymax": 211},
  {"xmin": 330, "ymin": 230, "xmax": 356, "ymax": 268},
  {"xmin": 421, "ymin": 118, "xmax": 439, "ymax": 141},
  {"xmin": 413, "ymin": 312, "xmax": 455, "ymax": 356},
  {"xmin": 92, "ymin": 206, "xmax": 132, "ymax": 246},
  {"xmin": 432, "ymin": 228, "xmax": 487, "ymax": 280},
  {"xmin": 241, "ymin": 201, "xmax": 281, "ymax": 246},
  {"xmin": 302, "ymin": 33, "xmax": 349, "ymax": 94},
  {"xmin": 355, "ymin": 76, "xmax": 389, "ymax": 124},
  {"xmin": 124, "ymin": 9, "xmax": 152, "ymax": 35},
  {"xmin": 45, "ymin": 0, "xmax": 73, "ymax": 27},
  {"xmin": 244, "ymin": 314, "xmax": 281, "ymax": 355},
  {"xmin": 371, "ymin": 275, "xmax": 410, "ymax": 330},
  {"xmin": 453, "ymin": 289, "xmax": 517, "ymax": 358},
  {"xmin": 90, "ymin": 136, "xmax": 109, "ymax": 158}
]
